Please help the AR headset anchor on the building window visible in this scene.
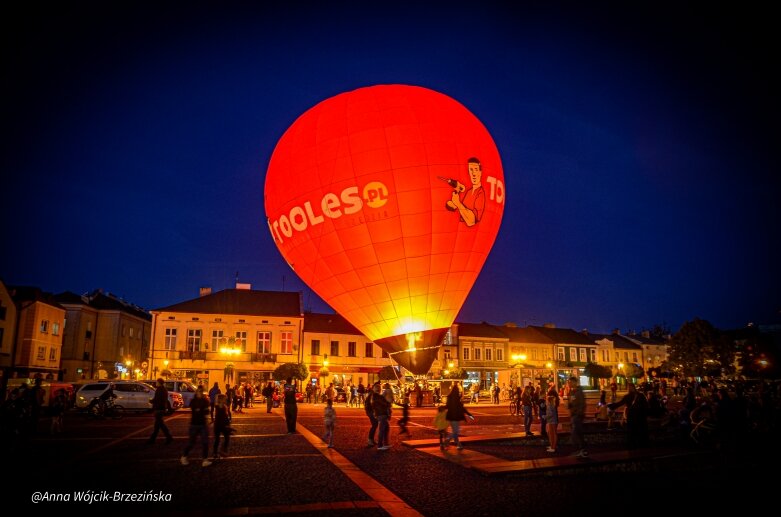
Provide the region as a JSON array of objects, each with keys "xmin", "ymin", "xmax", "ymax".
[
  {"xmin": 589, "ymin": 349, "xmax": 596, "ymax": 362},
  {"xmin": 258, "ymin": 331, "xmax": 271, "ymax": 353},
  {"xmin": 40, "ymin": 320, "xmax": 49, "ymax": 333},
  {"xmin": 579, "ymin": 348, "xmax": 587, "ymax": 362},
  {"xmin": 381, "ymin": 349, "xmax": 389, "ymax": 358},
  {"xmin": 615, "ymin": 351, "xmax": 620, "ymax": 362},
  {"xmin": 164, "ymin": 328, "xmax": 177, "ymax": 350},
  {"xmin": 0, "ymin": 305, "xmax": 6, "ymax": 320},
  {"xmin": 444, "ymin": 349, "xmax": 452, "ymax": 361},
  {"xmin": 463, "ymin": 348, "xmax": 470, "ymax": 360},
  {"xmin": 37, "ymin": 346, "xmax": 46, "ymax": 360},
  {"xmin": 569, "ymin": 347, "xmax": 577, "ymax": 362},
  {"xmin": 212, "ymin": 329, "xmax": 224, "ymax": 349},
  {"xmin": 558, "ymin": 347, "xmax": 565, "ymax": 361},
  {"xmin": 129, "ymin": 327, "xmax": 134, "ymax": 338},
  {"xmin": 485, "ymin": 348, "xmax": 492, "ymax": 361},
  {"xmin": 632, "ymin": 352, "xmax": 638, "ymax": 362},
  {"xmin": 330, "ymin": 341, "xmax": 339, "ymax": 356},
  {"xmin": 348, "ymin": 341, "xmax": 356, "ymax": 357},
  {"xmin": 52, "ymin": 322, "xmax": 60, "ymax": 336},
  {"xmin": 365, "ymin": 342, "xmax": 374, "ymax": 358},
  {"xmin": 235, "ymin": 331, "xmax": 247, "ymax": 352},
  {"xmin": 311, "ymin": 339, "xmax": 320, "ymax": 356},
  {"xmin": 623, "ymin": 352, "xmax": 629, "ymax": 362},
  {"xmin": 474, "ymin": 348, "xmax": 481, "ymax": 360},
  {"xmin": 187, "ymin": 329, "xmax": 202, "ymax": 352},
  {"xmin": 496, "ymin": 348, "xmax": 503, "ymax": 361},
  {"xmin": 281, "ymin": 331, "xmax": 293, "ymax": 354},
  {"xmin": 602, "ymin": 350, "xmax": 608, "ymax": 362},
  {"xmin": 49, "ymin": 347, "xmax": 57, "ymax": 361}
]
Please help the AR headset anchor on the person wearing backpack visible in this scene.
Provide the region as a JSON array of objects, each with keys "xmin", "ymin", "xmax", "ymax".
[{"xmin": 364, "ymin": 382, "xmax": 380, "ymax": 447}]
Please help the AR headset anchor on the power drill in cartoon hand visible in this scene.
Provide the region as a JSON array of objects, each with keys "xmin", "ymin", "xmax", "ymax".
[{"xmin": 438, "ymin": 176, "xmax": 465, "ymax": 211}]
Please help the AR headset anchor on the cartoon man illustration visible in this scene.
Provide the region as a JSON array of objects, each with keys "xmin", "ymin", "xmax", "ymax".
[{"xmin": 442, "ymin": 157, "xmax": 485, "ymax": 227}]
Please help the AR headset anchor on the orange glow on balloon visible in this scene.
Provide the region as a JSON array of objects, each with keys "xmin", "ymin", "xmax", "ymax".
[{"xmin": 264, "ymin": 85, "xmax": 504, "ymax": 374}]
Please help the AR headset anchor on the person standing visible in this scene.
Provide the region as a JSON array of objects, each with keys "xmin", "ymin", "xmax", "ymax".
[
  {"xmin": 147, "ymin": 378, "xmax": 173, "ymax": 445},
  {"xmin": 521, "ymin": 383, "xmax": 534, "ymax": 436},
  {"xmin": 608, "ymin": 382, "xmax": 649, "ymax": 449},
  {"xmin": 208, "ymin": 382, "xmax": 221, "ymax": 422},
  {"xmin": 567, "ymin": 376, "xmax": 588, "ymax": 458},
  {"xmin": 373, "ymin": 383, "xmax": 392, "ymax": 450},
  {"xmin": 323, "ymin": 398, "xmax": 336, "ymax": 448},
  {"xmin": 545, "ymin": 387, "xmax": 560, "ymax": 453},
  {"xmin": 445, "ymin": 384, "xmax": 473, "ymax": 450},
  {"xmin": 262, "ymin": 382, "xmax": 275, "ymax": 413},
  {"xmin": 434, "ymin": 405, "xmax": 449, "ymax": 449},
  {"xmin": 283, "ymin": 377, "xmax": 298, "ymax": 434},
  {"xmin": 364, "ymin": 382, "xmax": 379, "ymax": 447},
  {"xmin": 180, "ymin": 385, "xmax": 211, "ymax": 467}
]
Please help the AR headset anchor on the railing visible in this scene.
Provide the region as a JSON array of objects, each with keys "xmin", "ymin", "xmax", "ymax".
[
  {"xmin": 179, "ymin": 351, "xmax": 207, "ymax": 361},
  {"xmin": 251, "ymin": 353, "xmax": 277, "ymax": 363}
]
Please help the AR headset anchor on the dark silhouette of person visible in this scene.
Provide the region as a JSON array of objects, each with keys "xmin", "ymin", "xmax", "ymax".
[
  {"xmin": 608, "ymin": 382, "xmax": 649, "ymax": 449},
  {"xmin": 283, "ymin": 377, "xmax": 298, "ymax": 434},
  {"xmin": 148, "ymin": 378, "xmax": 173, "ymax": 445}
]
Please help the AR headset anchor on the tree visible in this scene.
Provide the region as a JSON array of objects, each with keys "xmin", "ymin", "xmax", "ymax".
[
  {"xmin": 583, "ymin": 362, "xmax": 612, "ymax": 379},
  {"xmin": 668, "ymin": 318, "xmax": 734, "ymax": 377},
  {"xmin": 272, "ymin": 362, "xmax": 309, "ymax": 381},
  {"xmin": 442, "ymin": 367, "xmax": 468, "ymax": 380},
  {"xmin": 622, "ymin": 363, "xmax": 645, "ymax": 379}
]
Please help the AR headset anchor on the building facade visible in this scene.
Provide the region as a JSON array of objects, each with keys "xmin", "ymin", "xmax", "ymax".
[
  {"xmin": 55, "ymin": 290, "xmax": 152, "ymax": 381},
  {"xmin": 6, "ymin": 285, "xmax": 65, "ymax": 381}
]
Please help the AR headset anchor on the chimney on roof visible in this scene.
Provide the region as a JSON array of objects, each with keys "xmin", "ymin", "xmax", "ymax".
[
  {"xmin": 612, "ymin": 328, "xmax": 620, "ymax": 335},
  {"xmin": 236, "ymin": 282, "xmax": 251, "ymax": 290},
  {"xmin": 543, "ymin": 323, "xmax": 556, "ymax": 328},
  {"xmin": 199, "ymin": 287, "xmax": 212, "ymax": 297},
  {"xmin": 641, "ymin": 330, "xmax": 650, "ymax": 338}
]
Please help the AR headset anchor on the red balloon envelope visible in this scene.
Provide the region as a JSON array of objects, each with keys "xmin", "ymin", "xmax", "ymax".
[{"xmin": 265, "ymin": 85, "xmax": 505, "ymax": 374}]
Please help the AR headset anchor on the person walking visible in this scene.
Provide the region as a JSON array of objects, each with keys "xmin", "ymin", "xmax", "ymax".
[
  {"xmin": 545, "ymin": 387, "xmax": 560, "ymax": 453},
  {"xmin": 323, "ymin": 398, "xmax": 336, "ymax": 448},
  {"xmin": 445, "ymin": 384, "xmax": 473, "ymax": 450},
  {"xmin": 208, "ymin": 382, "xmax": 221, "ymax": 422},
  {"xmin": 521, "ymin": 383, "xmax": 535, "ymax": 436},
  {"xmin": 567, "ymin": 376, "xmax": 588, "ymax": 458},
  {"xmin": 147, "ymin": 378, "xmax": 173, "ymax": 445},
  {"xmin": 364, "ymin": 382, "xmax": 380, "ymax": 447},
  {"xmin": 283, "ymin": 377, "xmax": 298, "ymax": 434},
  {"xmin": 212, "ymin": 394, "xmax": 232, "ymax": 459},
  {"xmin": 180, "ymin": 385, "xmax": 211, "ymax": 467}
]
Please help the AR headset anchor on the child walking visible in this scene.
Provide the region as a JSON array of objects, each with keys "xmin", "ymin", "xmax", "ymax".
[
  {"xmin": 323, "ymin": 398, "xmax": 336, "ymax": 448},
  {"xmin": 434, "ymin": 405, "xmax": 449, "ymax": 449}
]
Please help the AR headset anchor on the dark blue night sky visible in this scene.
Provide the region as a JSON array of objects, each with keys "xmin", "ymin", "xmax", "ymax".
[{"xmin": 2, "ymin": 2, "xmax": 779, "ymax": 334}]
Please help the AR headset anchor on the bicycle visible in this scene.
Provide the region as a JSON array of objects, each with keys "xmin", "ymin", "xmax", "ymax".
[
  {"xmin": 87, "ymin": 396, "xmax": 124, "ymax": 419},
  {"xmin": 509, "ymin": 398, "xmax": 521, "ymax": 416}
]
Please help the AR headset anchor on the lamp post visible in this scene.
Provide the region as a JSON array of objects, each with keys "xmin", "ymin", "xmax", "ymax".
[{"xmin": 125, "ymin": 360, "xmax": 133, "ymax": 380}]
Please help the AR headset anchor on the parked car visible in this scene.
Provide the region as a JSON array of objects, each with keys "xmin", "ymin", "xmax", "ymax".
[
  {"xmin": 142, "ymin": 379, "xmax": 198, "ymax": 407},
  {"xmin": 76, "ymin": 381, "xmax": 158, "ymax": 411}
]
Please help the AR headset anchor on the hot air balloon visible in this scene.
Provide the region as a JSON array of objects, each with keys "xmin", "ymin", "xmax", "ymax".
[{"xmin": 264, "ymin": 85, "xmax": 504, "ymax": 374}]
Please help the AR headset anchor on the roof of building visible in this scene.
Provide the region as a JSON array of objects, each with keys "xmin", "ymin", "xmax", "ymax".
[
  {"xmin": 54, "ymin": 290, "xmax": 151, "ymax": 320},
  {"xmin": 589, "ymin": 332, "xmax": 642, "ymax": 350},
  {"xmin": 625, "ymin": 332, "xmax": 668, "ymax": 345},
  {"xmin": 528, "ymin": 325, "xmax": 597, "ymax": 346},
  {"xmin": 304, "ymin": 312, "xmax": 363, "ymax": 335},
  {"xmin": 153, "ymin": 289, "xmax": 302, "ymax": 317},
  {"xmin": 500, "ymin": 325, "xmax": 554, "ymax": 344},
  {"xmin": 455, "ymin": 322, "xmax": 510, "ymax": 340},
  {"xmin": 8, "ymin": 285, "xmax": 65, "ymax": 310}
]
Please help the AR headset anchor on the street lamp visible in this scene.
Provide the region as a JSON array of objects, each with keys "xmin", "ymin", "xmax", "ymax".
[{"xmin": 125, "ymin": 360, "xmax": 133, "ymax": 379}]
